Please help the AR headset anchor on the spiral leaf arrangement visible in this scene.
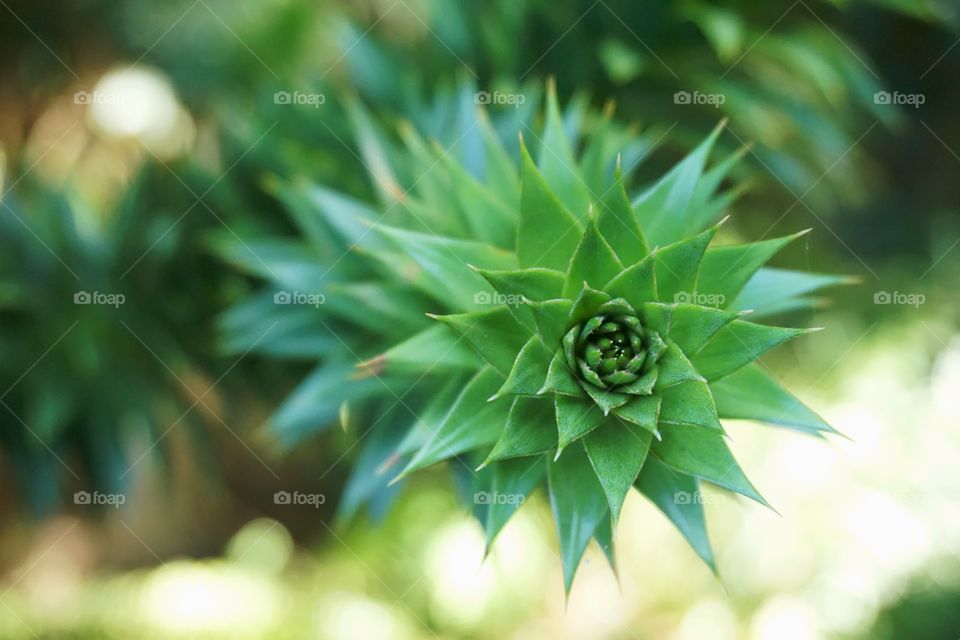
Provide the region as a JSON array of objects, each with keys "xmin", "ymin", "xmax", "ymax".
[{"xmin": 220, "ymin": 84, "xmax": 847, "ymax": 591}]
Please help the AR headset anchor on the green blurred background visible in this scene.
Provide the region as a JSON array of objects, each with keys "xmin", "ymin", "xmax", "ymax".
[{"xmin": 1, "ymin": 0, "xmax": 959, "ymax": 638}]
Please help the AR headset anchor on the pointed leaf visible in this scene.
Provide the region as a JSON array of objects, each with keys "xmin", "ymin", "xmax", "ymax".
[
  {"xmin": 667, "ymin": 304, "xmax": 739, "ymax": 354},
  {"xmin": 437, "ymin": 148, "xmax": 516, "ymax": 248},
  {"xmin": 596, "ymin": 163, "xmax": 648, "ymax": 264},
  {"xmin": 518, "ymin": 141, "xmax": 583, "ymax": 270},
  {"xmin": 697, "ymin": 231, "xmax": 809, "ymax": 306},
  {"xmin": 358, "ymin": 324, "xmax": 482, "ymax": 377},
  {"xmin": 691, "ymin": 320, "xmax": 808, "ymax": 381},
  {"xmin": 657, "ymin": 379, "xmax": 722, "ymax": 430},
  {"xmin": 710, "ymin": 364, "xmax": 838, "ymax": 436},
  {"xmin": 485, "ymin": 397, "xmax": 557, "ymax": 464},
  {"xmin": 474, "ymin": 267, "xmax": 566, "ymax": 302},
  {"xmin": 548, "ymin": 443, "xmax": 609, "ymax": 593},
  {"xmin": 584, "ymin": 418, "xmax": 653, "ymax": 524},
  {"xmin": 495, "ymin": 336, "xmax": 553, "ymax": 397},
  {"xmin": 581, "ymin": 383, "xmax": 632, "ymax": 415},
  {"xmin": 653, "ymin": 225, "xmax": 717, "ymax": 303},
  {"xmin": 603, "ymin": 255, "xmax": 656, "ymax": 311},
  {"xmin": 540, "ymin": 350, "xmax": 585, "ymax": 397},
  {"xmin": 562, "ymin": 218, "xmax": 624, "ymax": 297},
  {"xmin": 567, "ymin": 285, "xmax": 613, "ymax": 326},
  {"xmin": 636, "ymin": 456, "xmax": 715, "ymax": 570},
  {"xmin": 612, "ymin": 395, "xmax": 661, "ymax": 435},
  {"xmin": 732, "ymin": 267, "xmax": 855, "ymax": 318},
  {"xmin": 538, "ymin": 80, "xmax": 592, "ymax": 219},
  {"xmin": 399, "ymin": 367, "xmax": 511, "ymax": 476},
  {"xmin": 652, "ymin": 424, "xmax": 769, "ymax": 507},
  {"xmin": 484, "ymin": 457, "xmax": 546, "ymax": 546},
  {"xmin": 634, "ymin": 123, "xmax": 723, "ymax": 246},
  {"xmin": 375, "ymin": 224, "xmax": 515, "ymax": 310},
  {"xmin": 556, "ymin": 394, "xmax": 606, "ymax": 449},
  {"xmin": 527, "ymin": 298, "xmax": 573, "ymax": 350},
  {"xmin": 432, "ymin": 307, "xmax": 530, "ymax": 377},
  {"xmin": 593, "ymin": 511, "xmax": 616, "ymax": 573},
  {"xmin": 655, "ymin": 339, "xmax": 705, "ymax": 388}
]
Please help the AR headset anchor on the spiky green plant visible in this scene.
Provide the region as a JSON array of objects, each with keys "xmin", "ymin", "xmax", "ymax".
[
  {"xmin": 0, "ymin": 164, "xmax": 239, "ymax": 514},
  {"xmin": 221, "ymin": 86, "xmax": 848, "ymax": 590}
]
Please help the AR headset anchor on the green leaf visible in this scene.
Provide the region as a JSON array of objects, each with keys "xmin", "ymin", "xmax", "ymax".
[
  {"xmin": 710, "ymin": 364, "xmax": 838, "ymax": 436},
  {"xmin": 538, "ymin": 80, "xmax": 592, "ymax": 220},
  {"xmin": 697, "ymin": 231, "xmax": 809, "ymax": 306},
  {"xmin": 686, "ymin": 145, "xmax": 749, "ymax": 233},
  {"xmin": 612, "ymin": 395, "xmax": 661, "ymax": 435},
  {"xmin": 562, "ymin": 218, "xmax": 624, "ymax": 298},
  {"xmin": 527, "ymin": 298, "xmax": 574, "ymax": 350},
  {"xmin": 344, "ymin": 98, "xmax": 405, "ymax": 206},
  {"xmin": 398, "ymin": 367, "xmax": 511, "ymax": 478},
  {"xmin": 483, "ymin": 457, "xmax": 546, "ymax": 547},
  {"xmin": 431, "ymin": 307, "xmax": 530, "ymax": 377},
  {"xmin": 655, "ymin": 339, "xmax": 706, "ymax": 388},
  {"xmin": 518, "ymin": 140, "xmax": 583, "ymax": 271},
  {"xmin": 326, "ymin": 282, "xmax": 431, "ymax": 336},
  {"xmin": 540, "ymin": 351, "xmax": 585, "ymax": 397},
  {"xmin": 477, "ymin": 109, "xmax": 520, "ymax": 206},
  {"xmin": 691, "ymin": 320, "xmax": 809, "ymax": 381},
  {"xmin": 375, "ymin": 224, "xmax": 515, "ymax": 310},
  {"xmin": 596, "ymin": 162, "xmax": 648, "ymax": 264},
  {"xmin": 593, "ymin": 510, "xmax": 616, "ymax": 573},
  {"xmin": 548, "ymin": 443, "xmax": 609, "ymax": 593},
  {"xmin": 653, "ymin": 225, "xmax": 718, "ymax": 303},
  {"xmin": 297, "ymin": 182, "xmax": 386, "ymax": 252},
  {"xmin": 474, "ymin": 267, "xmax": 566, "ymax": 302},
  {"xmin": 731, "ymin": 267, "xmax": 856, "ymax": 318},
  {"xmin": 666, "ymin": 304, "xmax": 740, "ymax": 354},
  {"xmin": 581, "ymin": 383, "xmax": 632, "ymax": 415},
  {"xmin": 394, "ymin": 378, "xmax": 466, "ymax": 457},
  {"xmin": 603, "ymin": 255, "xmax": 656, "ymax": 311},
  {"xmin": 639, "ymin": 302, "xmax": 673, "ymax": 335},
  {"xmin": 652, "ymin": 424, "xmax": 770, "ymax": 508},
  {"xmin": 657, "ymin": 380, "xmax": 722, "ymax": 430},
  {"xmin": 437, "ymin": 147, "xmax": 516, "ymax": 248},
  {"xmin": 556, "ymin": 394, "xmax": 606, "ymax": 450},
  {"xmin": 566, "ymin": 285, "xmax": 613, "ymax": 326},
  {"xmin": 636, "ymin": 456, "xmax": 715, "ymax": 571},
  {"xmin": 584, "ymin": 418, "xmax": 653, "ymax": 525},
  {"xmin": 484, "ymin": 397, "xmax": 557, "ymax": 464},
  {"xmin": 617, "ymin": 367, "xmax": 658, "ymax": 395},
  {"xmin": 495, "ymin": 336, "xmax": 553, "ymax": 398},
  {"xmin": 271, "ymin": 363, "xmax": 380, "ymax": 447},
  {"xmin": 359, "ymin": 324, "xmax": 483, "ymax": 377},
  {"xmin": 634, "ymin": 122, "xmax": 723, "ymax": 246}
]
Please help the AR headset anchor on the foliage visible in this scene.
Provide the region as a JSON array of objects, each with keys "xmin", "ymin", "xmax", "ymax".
[
  {"xmin": 0, "ymin": 165, "xmax": 238, "ymax": 513},
  {"xmin": 219, "ymin": 84, "xmax": 847, "ymax": 589}
]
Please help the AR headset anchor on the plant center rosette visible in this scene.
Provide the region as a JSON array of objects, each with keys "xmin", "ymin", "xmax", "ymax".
[{"xmin": 564, "ymin": 301, "xmax": 664, "ymax": 394}]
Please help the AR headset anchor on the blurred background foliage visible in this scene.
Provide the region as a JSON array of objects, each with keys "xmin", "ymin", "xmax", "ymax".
[{"xmin": 1, "ymin": 0, "xmax": 960, "ymax": 637}]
